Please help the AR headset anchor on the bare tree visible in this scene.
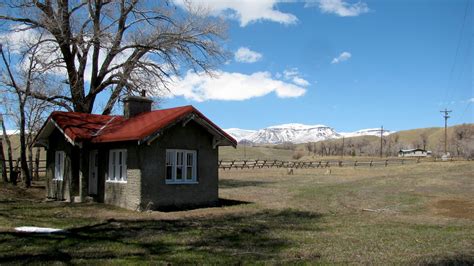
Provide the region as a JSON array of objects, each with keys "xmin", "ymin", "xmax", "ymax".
[
  {"xmin": 0, "ymin": 34, "xmax": 55, "ymax": 187},
  {"xmin": 0, "ymin": 0, "xmax": 227, "ymax": 114},
  {"xmin": 0, "ymin": 45, "xmax": 32, "ymax": 186},
  {"xmin": 0, "ymin": 114, "xmax": 13, "ymax": 183},
  {"xmin": 451, "ymin": 124, "xmax": 473, "ymax": 158},
  {"xmin": 419, "ymin": 132, "xmax": 428, "ymax": 150},
  {"xmin": 305, "ymin": 142, "xmax": 314, "ymax": 155}
]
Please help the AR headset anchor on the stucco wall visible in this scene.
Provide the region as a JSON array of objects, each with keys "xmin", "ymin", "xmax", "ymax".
[
  {"xmin": 102, "ymin": 144, "xmax": 142, "ymax": 210},
  {"xmin": 138, "ymin": 121, "xmax": 219, "ymax": 209},
  {"xmin": 44, "ymin": 119, "xmax": 220, "ymax": 210},
  {"xmin": 45, "ymin": 129, "xmax": 78, "ymax": 201},
  {"xmin": 100, "ymin": 121, "xmax": 219, "ymax": 210}
]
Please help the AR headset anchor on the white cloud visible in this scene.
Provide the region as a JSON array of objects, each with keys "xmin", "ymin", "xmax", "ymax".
[
  {"xmin": 282, "ymin": 68, "xmax": 311, "ymax": 86},
  {"xmin": 292, "ymin": 76, "xmax": 310, "ymax": 86},
  {"xmin": 331, "ymin": 51, "xmax": 352, "ymax": 64},
  {"xmin": 469, "ymin": 98, "xmax": 474, "ymax": 103},
  {"xmin": 307, "ymin": 0, "xmax": 370, "ymax": 17},
  {"xmin": 234, "ymin": 47, "xmax": 263, "ymax": 63},
  {"xmin": 167, "ymin": 70, "xmax": 307, "ymax": 102},
  {"xmin": 172, "ymin": 0, "xmax": 298, "ymax": 26}
]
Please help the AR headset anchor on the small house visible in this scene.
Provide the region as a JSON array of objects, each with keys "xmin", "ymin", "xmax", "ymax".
[
  {"xmin": 398, "ymin": 149, "xmax": 432, "ymax": 157},
  {"xmin": 33, "ymin": 96, "xmax": 237, "ymax": 210}
]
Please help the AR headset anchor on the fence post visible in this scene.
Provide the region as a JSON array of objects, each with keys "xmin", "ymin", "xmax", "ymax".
[
  {"xmin": 370, "ymin": 160, "xmax": 373, "ymax": 167},
  {"xmin": 354, "ymin": 161, "xmax": 358, "ymax": 167},
  {"xmin": 385, "ymin": 160, "xmax": 388, "ymax": 167}
]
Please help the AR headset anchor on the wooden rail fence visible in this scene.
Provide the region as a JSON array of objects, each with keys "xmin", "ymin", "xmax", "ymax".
[
  {"xmin": 218, "ymin": 158, "xmax": 442, "ymax": 170},
  {"xmin": 1, "ymin": 159, "xmax": 47, "ymax": 173}
]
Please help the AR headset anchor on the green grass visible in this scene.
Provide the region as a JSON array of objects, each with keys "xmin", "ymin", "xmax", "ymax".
[
  {"xmin": 219, "ymin": 145, "xmax": 294, "ymax": 160},
  {"xmin": 0, "ymin": 161, "xmax": 473, "ymax": 264}
]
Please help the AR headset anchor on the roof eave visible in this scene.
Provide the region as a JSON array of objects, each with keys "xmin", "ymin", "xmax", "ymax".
[
  {"xmin": 33, "ymin": 117, "xmax": 82, "ymax": 148},
  {"xmin": 138, "ymin": 112, "xmax": 237, "ymax": 148}
]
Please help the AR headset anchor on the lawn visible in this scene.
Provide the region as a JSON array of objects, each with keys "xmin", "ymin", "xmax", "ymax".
[{"xmin": 0, "ymin": 161, "xmax": 473, "ymax": 264}]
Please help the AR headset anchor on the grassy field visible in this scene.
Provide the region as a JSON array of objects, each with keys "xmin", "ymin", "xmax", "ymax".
[
  {"xmin": 0, "ymin": 161, "xmax": 473, "ymax": 264},
  {"xmin": 3, "ymin": 123, "xmax": 472, "ymax": 162},
  {"xmin": 219, "ymin": 145, "xmax": 295, "ymax": 161}
]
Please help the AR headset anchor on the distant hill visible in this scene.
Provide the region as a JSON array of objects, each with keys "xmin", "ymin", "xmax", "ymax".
[
  {"xmin": 294, "ymin": 123, "xmax": 474, "ymax": 158},
  {"xmin": 221, "ymin": 123, "xmax": 473, "ymax": 160},
  {"xmin": 2, "ymin": 123, "xmax": 472, "ymax": 161}
]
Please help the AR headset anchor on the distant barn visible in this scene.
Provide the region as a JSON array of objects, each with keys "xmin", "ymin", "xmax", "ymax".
[{"xmin": 398, "ymin": 149, "xmax": 432, "ymax": 157}]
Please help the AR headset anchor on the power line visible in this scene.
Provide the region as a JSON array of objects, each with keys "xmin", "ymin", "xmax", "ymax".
[
  {"xmin": 455, "ymin": 101, "xmax": 473, "ymax": 124},
  {"xmin": 447, "ymin": 36, "xmax": 472, "ymax": 104},
  {"xmin": 444, "ymin": 0, "xmax": 471, "ymax": 103}
]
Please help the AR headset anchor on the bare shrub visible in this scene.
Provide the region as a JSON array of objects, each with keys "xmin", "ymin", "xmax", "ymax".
[{"xmin": 292, "ymin": 150, "xmax": 305, "ymax": 160}]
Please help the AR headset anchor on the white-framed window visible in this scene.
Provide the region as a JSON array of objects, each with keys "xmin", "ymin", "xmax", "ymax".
[
  {"xmin": 165, "ymin": 149, "xmax": 197, "ymax": 184},
  {"xmin": 108, "ymin": 149, "xmax": 127, "ymax": 182},
  {"xmin": 54, "ymin": 151, "xmax": 65, "ymax": 181}
]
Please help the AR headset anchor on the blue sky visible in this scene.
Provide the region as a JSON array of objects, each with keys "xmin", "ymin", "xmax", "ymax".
[
  {"xmin": 1, "ymin": 0, "xmax": 472, "ymax": 132},
  {"xmin": 163, "ymin": 0, "xmax": 473, "ymax": 132}
]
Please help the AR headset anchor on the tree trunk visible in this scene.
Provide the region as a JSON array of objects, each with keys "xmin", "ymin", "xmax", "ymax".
[
  {"xmin": 34, "ymin": 148, "xmax": 40, "ymax": 181},
  {"xmin": 28, "ymin": 146, "xmax": 33, "ymax": 180},
  {"xmin": 11, "ymin": 158, "xmax": 19, "ymax": 185},
  {"xmin": 0, "ymin": 118, "xmax": 14, "ymax": 184},
  {"xmin": 19, "ymin": 101, "xmax": 31, "ymax": 188},
  {"xmin": 0, "ymin": 138, "xmax": 7, "ymax": 183}
]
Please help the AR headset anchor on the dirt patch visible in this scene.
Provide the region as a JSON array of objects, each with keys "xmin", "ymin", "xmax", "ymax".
[
  {"xmin": 431, "ymin": 199, "xmax": 474, "ymax": 220},
  {"xmin": 0, "ymin": 182, "xmax": 45, "ymax": 201}
]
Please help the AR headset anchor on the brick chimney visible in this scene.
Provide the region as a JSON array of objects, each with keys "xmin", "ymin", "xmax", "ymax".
[{"xmin": 123, "ymin": 91, "xmax": 152, "ymax": 118}]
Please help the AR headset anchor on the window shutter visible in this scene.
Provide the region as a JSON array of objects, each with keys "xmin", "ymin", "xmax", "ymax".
[
  {"xmin": 108, "ymin": 151, "xmax": 113, "ymax": 181},
  {"xmin": 122, "ymin": 151, "xmax": 127, "ymax": 181},
  {"xmin": 59, "ymin": 152, "xmax": 64, "ymax": 180}
]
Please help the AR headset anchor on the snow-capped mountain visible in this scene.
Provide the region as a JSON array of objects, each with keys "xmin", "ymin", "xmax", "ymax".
[
  {"xmin": 339, "ymin": 128, "xmax": 393, "ymax": 138},
  {"xmin": 224, "ymin": 124, "xmax": 394, "ymax": 144},
  {"xmin": 249, "ymin": 124, "xmax": 340, "ymax": 144},
  {"xmin": 224, "ymin": 128, "xmax": 257, "ymax": 142}
]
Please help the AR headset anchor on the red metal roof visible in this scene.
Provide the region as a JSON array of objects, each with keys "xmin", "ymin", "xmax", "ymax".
[
  {"xmin": 44, "ymin": 105, "xmax": 236, "ymax": 146},
  {"xmin": 50, "ymin": 112, "xmax": 122, "ymax": 142}
]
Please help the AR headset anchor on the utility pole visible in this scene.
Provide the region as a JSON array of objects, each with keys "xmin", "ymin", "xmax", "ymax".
[{"xmin": 440, "ymin": 109, "xmax": 452, "ymax": 155}]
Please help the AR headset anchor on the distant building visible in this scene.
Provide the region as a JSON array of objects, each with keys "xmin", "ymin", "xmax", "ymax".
[{"xmin": 398, "ymin": 149, "xmax": 432, "ymax": 157}]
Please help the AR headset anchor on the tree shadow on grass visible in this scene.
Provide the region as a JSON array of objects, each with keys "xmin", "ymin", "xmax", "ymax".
[
  {"xmin": 0, "ymin": 209, "xmax": 323, "ymax": 264},
  {"xmin": 416, "ymin": 254, "xmax": 474, "ymax": 266},
  {"xmin": 155, "ymin": 198, "xmax": 251, "ymax": 212},
  {"xmin": 219, "ymin": 179, "xmax": 273, "ymax": 189}
]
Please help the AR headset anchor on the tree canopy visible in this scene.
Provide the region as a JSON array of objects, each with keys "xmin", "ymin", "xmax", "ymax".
[{"xmin": 0, "ymin": 0, "xmax": 227, "ymax": 114}]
